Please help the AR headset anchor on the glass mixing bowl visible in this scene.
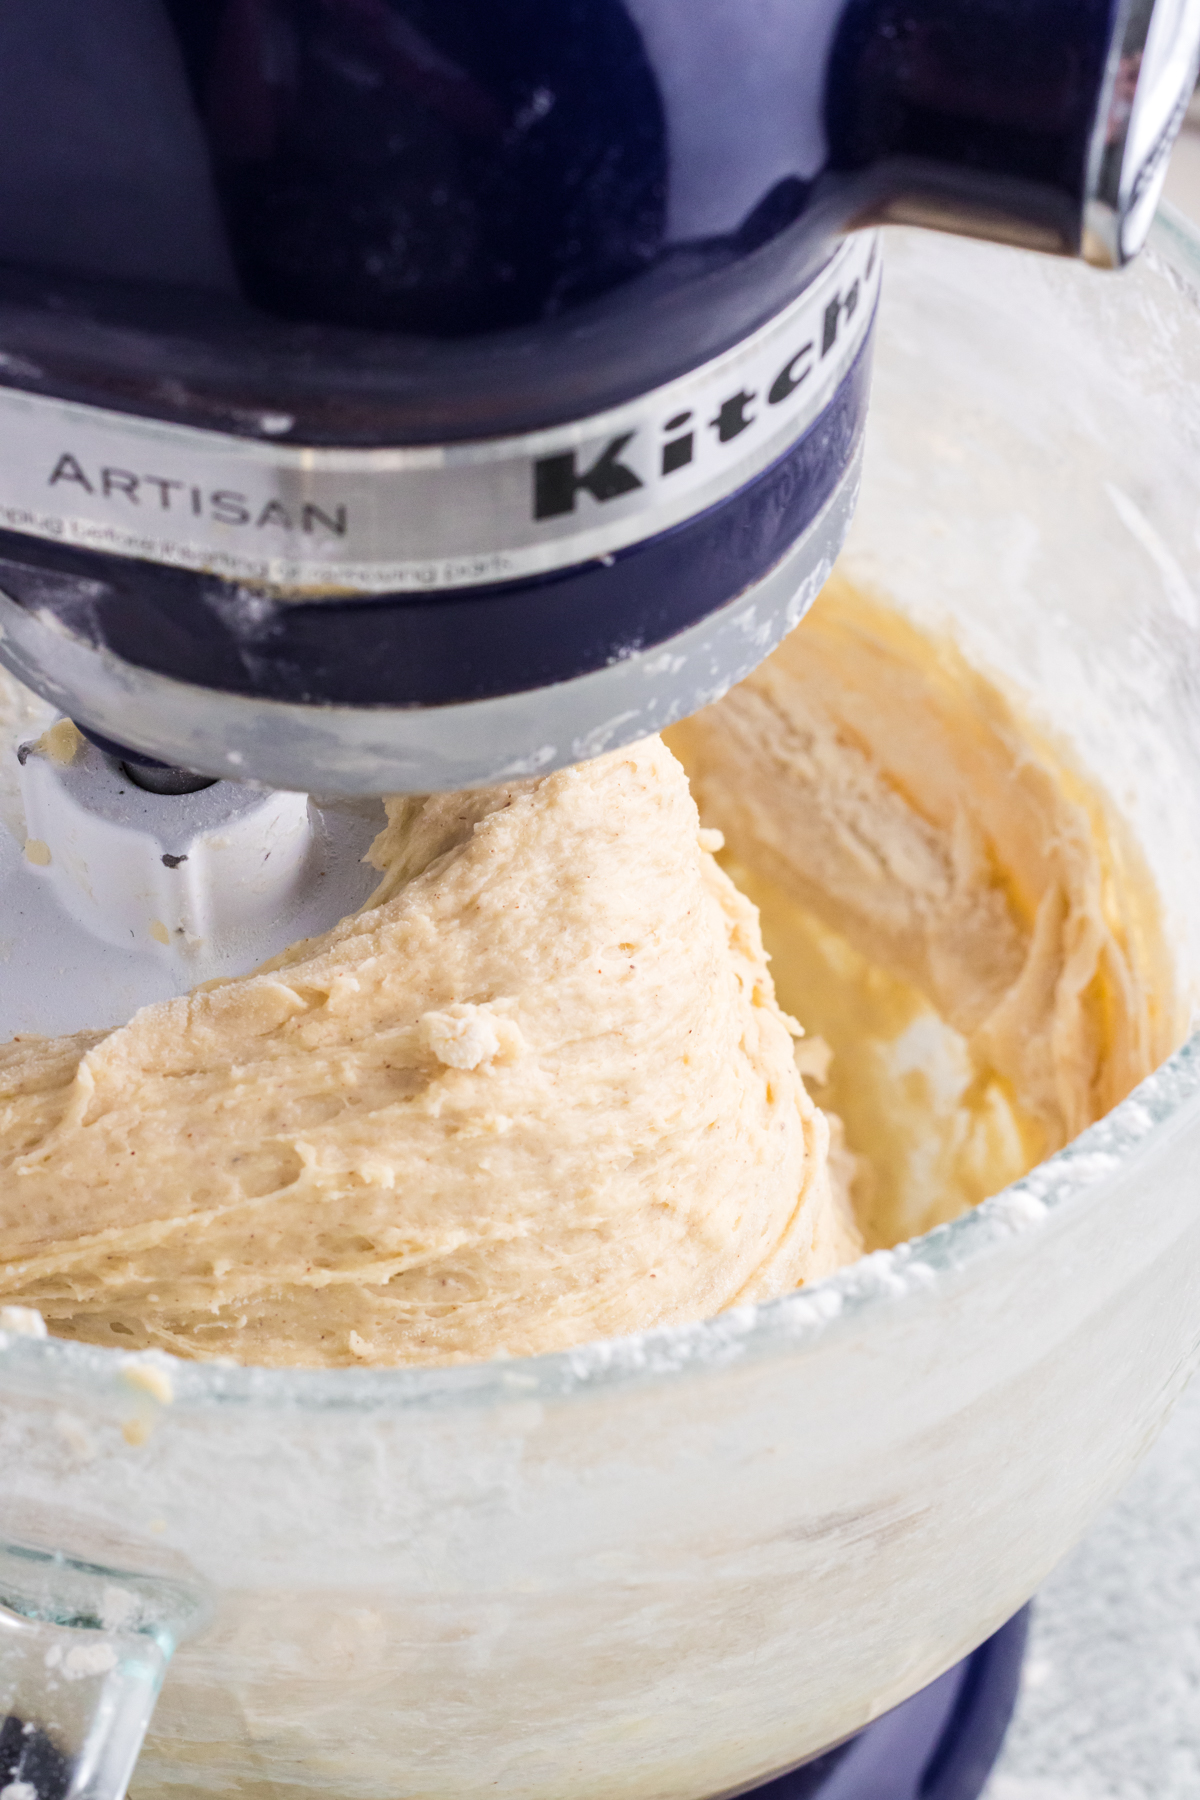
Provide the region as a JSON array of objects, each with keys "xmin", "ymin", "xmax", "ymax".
[{"xmin": 4, "ymin": 208, "xmax": 1200, "ymax": 1800}]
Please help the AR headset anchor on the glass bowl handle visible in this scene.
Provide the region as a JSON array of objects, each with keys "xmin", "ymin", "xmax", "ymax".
[{"xmin": 0, "ymin": 1541, "xmax": 207, "ymax": 1800}]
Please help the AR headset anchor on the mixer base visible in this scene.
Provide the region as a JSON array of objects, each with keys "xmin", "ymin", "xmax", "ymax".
[{"xmin": 744, "ymin": 1607, "xmax": 1031, "ymax": 1800}]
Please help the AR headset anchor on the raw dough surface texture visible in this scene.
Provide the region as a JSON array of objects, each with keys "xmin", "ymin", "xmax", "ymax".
[{"xmin": 0, "ymin": 739, "xmax": 855, "ymax": 1365}]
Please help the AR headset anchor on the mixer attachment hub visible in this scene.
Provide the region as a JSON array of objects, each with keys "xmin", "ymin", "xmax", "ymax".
[
  {"xmin": 18, "ymin": 727, "xmax": 316, "ymax": 962},
  {"xmin": 2, "ymin": 722, "xmax": 384, "ymax": 1038}
]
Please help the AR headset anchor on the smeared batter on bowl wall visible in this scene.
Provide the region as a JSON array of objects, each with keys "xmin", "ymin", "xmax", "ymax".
[{"xmin": 666, "ymin": 574, "xmax": 1178, "ymax": 1248}]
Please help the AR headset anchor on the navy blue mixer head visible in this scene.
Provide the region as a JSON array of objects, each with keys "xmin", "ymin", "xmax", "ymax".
[{"xmin": 0, "ymin": 0, "xmax": 1194, "ymax": 792}]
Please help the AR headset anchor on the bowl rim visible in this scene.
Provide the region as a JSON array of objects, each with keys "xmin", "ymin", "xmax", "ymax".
[{"xmin": 4, "ymin": 206, "xmax": 1200, "ymax": 1417}]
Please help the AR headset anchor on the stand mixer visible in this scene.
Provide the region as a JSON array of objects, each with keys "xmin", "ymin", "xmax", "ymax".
[
  {"xmin": 3, "ymin": 5, "xmax": 1200, "ymax": 1800},
  {"xmin": 0, "ymin": 0, "xmax": 1196, "ymax": 799}
]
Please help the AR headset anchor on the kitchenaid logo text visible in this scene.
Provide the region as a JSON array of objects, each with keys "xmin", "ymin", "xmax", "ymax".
[
  {"xmin": 46, "ymin": 454, "xmax": 349, "ymax": 539},
  {"xmin": 532, "ymin": 264, "xmax": 868, "ymax": 521},
  {"xmin": 0, "ymin": 233, "xmax": 878, "ymax": 594}
]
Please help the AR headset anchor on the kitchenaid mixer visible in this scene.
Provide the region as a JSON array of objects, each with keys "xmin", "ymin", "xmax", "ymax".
[
  {"xmin": 0, "ymin": 0, "xmax": 1195, "ymax": 795},
  {"xmin": 4, "ymin": 5, "xmax": 1200, "ymax": 1800},
  {"xmin": 0, "ymin": 0, "xmax": 1195, "ymax": 1011}
]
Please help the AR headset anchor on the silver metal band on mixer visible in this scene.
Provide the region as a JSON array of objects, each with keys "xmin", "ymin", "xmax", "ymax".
[{"xmin": 0, "ymin": 235, "xmax": 879, "ymax": 599}]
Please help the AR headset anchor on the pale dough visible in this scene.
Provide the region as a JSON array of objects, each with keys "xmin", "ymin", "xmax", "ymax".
[{"xmin": 0, "ymin": 737, "xmax": 857, "ymax": 1365}]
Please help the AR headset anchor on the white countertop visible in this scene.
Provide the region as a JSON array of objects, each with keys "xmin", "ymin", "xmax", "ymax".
[
  {"xmin": 1164, "ymin": 97, "xmax": 1200, "ymax": 229},
  {"xmin": 983, "ymin": 1369, "xmax": 1200, "ymax": 1799}
]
